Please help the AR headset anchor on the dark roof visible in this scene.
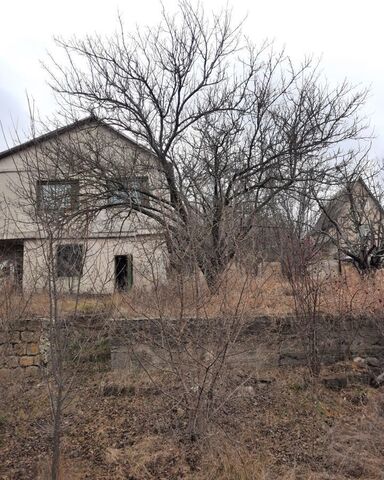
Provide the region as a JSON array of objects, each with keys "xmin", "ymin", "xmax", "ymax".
[
  {"xmin": 315, "ymin": 177, "xmax": 384, "ymax": 231},
  {"xmin": 0, "ymin": 115, "xmax": 153, "ymax": 161}
]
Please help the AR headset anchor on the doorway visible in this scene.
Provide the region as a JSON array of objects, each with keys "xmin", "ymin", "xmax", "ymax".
[
  {"xmin": 0, "ymin": 240, "xmax": 24, "ymax": 290},
  {"xmin": 114, "ymin": 254, "xmax": 133, "ymax": 291}
]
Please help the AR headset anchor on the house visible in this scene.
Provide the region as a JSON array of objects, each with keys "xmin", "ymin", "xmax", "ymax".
[
  {"xmin": 315, "ymin": 177, "xmax": 384, "ymax": 272},
  {"xmin": 0, "ymin": 116, "xmax": 167, "ymax": 293}
]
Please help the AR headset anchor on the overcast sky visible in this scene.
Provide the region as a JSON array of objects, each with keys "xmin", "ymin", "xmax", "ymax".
[{"xmin": 1, "ymin": 0, "xmax": 384, "ymax": 158}]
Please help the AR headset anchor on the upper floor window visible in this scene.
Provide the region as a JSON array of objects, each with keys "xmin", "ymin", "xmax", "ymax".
[
  {"xmin": 359, "ymin": 223, "xmax": 370, "ymax": 237},
  {"xmin": 37, "ymin": 180, "xmax": 79, "ymax": 212},
  {"xmin": 108, "ymin": 176, "xmax": 149, "ymax": 208}
]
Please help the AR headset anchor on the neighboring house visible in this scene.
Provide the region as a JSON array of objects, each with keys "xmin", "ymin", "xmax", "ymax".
[
  {"xmin": 315, "ymin": 177, "xmax": 384, "ymax": 272},
  {"xmin": 0, "ymin": 116, "xmax": 167, "ymax": 293}
]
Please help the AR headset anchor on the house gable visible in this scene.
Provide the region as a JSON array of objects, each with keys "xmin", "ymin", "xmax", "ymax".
[{"xmin": 316, "ymin": 178, "xmax": 384, "ymax": 234}]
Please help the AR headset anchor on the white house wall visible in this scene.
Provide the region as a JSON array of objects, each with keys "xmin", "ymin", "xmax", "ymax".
[
  {"xmin": 22, "ymin": 236, "xmax": 167, "ymax": 294},
  {"xmin": 0, "ymin": 120, "xmax": 168, "ymax": 293}
]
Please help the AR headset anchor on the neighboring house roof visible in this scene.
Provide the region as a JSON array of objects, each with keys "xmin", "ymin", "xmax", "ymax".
[
  {"xmin": 315, "ymin": 177, "xmax": 384, "ymax": 232},
  {"xmin": 0, "ymin": 115, "xmax": 153, "ymax": 161}
]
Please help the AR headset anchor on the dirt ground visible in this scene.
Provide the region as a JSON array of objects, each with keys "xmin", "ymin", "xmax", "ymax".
[{"xmin": 1, "ymin": 359, "xmax": 384, "ymax": 480}]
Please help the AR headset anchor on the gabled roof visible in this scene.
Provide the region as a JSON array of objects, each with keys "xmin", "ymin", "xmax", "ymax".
[
  {"xmin": 316, "ymin": 177, "xmax": 384, "ymax": 232},
  {"xmin": 0, "ymin": 115, "xmax": 153, "ymax": 161}
]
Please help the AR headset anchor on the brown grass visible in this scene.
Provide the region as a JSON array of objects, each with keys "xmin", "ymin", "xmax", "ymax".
[
  {"xmin": 2, "ymin": 362, "xmax": 384, "ymax": 479},
  {"xmin": 1, "ymin": 263, "xmax": 384, "ymax": 321}
]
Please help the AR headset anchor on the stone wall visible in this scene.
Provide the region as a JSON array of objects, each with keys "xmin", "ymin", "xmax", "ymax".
[
  {"xmin": 1, "ymin": 315, "xmax": 383, "ymax": 379},
  {"xmin": 278, "ymin": 315, "xmax": 384, "ymax": 366},
  {"xmin": 0, "ymin": 319, "xmax": 43, "ymax": 378},
  {"xmin": 0, "ymin": 315, "xmax": 111, "ymax": 381},
  {"xmin": 110, "ymin": 315, "xmax": 384, "ymax": 372}
]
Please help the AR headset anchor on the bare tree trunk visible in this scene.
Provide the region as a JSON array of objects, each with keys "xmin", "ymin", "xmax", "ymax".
[
  {"xmin": 47, "ymin": 235, "xmax": 64, "ymax": 480},
  {"xmin": 308, "ymin": 314, "xmax": 320, "ymax": 378},
  {"xmin": 51, "ymin": 383, "xmax": 63, "ymax": 480}
]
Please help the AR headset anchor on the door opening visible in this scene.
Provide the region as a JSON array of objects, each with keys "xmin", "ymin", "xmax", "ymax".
[
  {"xmin": 0, "ymin": 240, "xmax": 24, "ymax": 291},
  {"xmin": 114, "ymin": 254, "xmax": 133, "ymax": 291}
]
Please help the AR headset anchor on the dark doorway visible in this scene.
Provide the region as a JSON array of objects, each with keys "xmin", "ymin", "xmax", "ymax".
[
  {"xmin": 0, "ymin": 240, "xmax": 24, "ymax": 290},
  {"xmin": 114, "ymin": 254, "xmax": 133, "ymax": 291}
]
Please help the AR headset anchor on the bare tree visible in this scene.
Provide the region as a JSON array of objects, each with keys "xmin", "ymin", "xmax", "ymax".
[
  {"xmin": 0, "ymin": 128, "xmax": 115, "ymax": 479},
  {"xmin": 110, "ymin": 232, "xmax": 256, "ymax": 443},
  {"xmin": 43, "ymin": 1, "xmax": 369, "ymax": 288},
  {"xmin": 279, "ymin": 229, "xmax": 325, "ymax": 376}
]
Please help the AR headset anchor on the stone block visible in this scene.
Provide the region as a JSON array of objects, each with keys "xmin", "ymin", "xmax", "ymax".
[
  {"xmin": 366, "ymin": 357, "xmax": 380, "ymax": 368},
  {"xmin": 24, "ymin": 366, "xmax": 40, "ymax": 376},
  {"xmin": 6, "ymin": 356, "xmax": 19, "ymax": 368},
  {"xmin": 26, "ymin": 343, "xmax": 39, "ymax": 356},
  {"xmin": 0, "ymin": 344, "xmax": 10, "ymax": 356},
  {"xmin": 373, "ymin": 372, "xmax": 384, "ymax": 387},
  {"xmin": 0, "ymin": 368, "xmax": 10, "ymax": 380},
  {"xmin": 19, "ymin": 356, "xmax": 34, "ymax": 367},
  {"xmin": 6, "ymin": 367, "xmax": 23, "ymax": 379},
  {"xmin": 322, "ymin": 376, "xmax": 348, "ymax": 391},
  {"xmin": 9, "ymin": 331, "xmax": 21, "ymax": 343},
  {"xmin": 21, "ymin": 331, "xmax": 39, "ymax": 343},
  {"xmin": 25, "ymin": 320, "xmax": 42, "ymax": 331},
  {"xmin": 32, "ymin": 355, "xmax": 41, "ymax": 366},
  {"xmin": 13, "ymin": 343, "xmax": 27, "ymax": 355}
]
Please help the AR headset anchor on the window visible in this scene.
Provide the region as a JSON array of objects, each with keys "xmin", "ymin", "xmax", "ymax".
[
  {"xmin": 37, "ymin": 180, "xmax": 79, "ymax": 212},
  {"xmin": 359, "ymin": 224, "xmax": 370, "ymax": 237},
  {"xmin": 108, "ymin": 176, "xmax": 149, "ymax": 207},
  {"xmin": 56, "ymin": 244, "xmax": 84, "ymax": 277}
]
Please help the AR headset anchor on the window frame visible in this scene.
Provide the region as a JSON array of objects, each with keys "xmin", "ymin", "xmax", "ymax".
[
  {"xmin": 36, "ymin": 179, "xmax": 80, "ymax": 213},
  {"xmin": 56, "ymin": 243, "xmax": 84, "ymax": 278},
  {"xmin": 108, "ymin": 176, "xmax": 149, "ymax": 208}
]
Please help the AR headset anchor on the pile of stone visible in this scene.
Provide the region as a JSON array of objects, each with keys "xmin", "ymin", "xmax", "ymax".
[
  {"xmin": 352, "ymin": 356, "xmax": 384, "ymax": 387},
  {"xmin": 322, "ymin": 356, "xmax": 384, "ymax": 391}
]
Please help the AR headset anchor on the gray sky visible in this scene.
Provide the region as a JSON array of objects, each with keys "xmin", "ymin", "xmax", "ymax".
[{"xmin": 1, "ymin": 0, "xmax": 384, "ymax": 157}]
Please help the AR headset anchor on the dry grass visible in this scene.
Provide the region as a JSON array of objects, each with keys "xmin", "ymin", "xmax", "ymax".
[
  {"xmin": 103, "ymin": 264, "xmax": 384, "ymax": 319},
  {"xmin": 321, "ymin": 266, "xmax": 384, "ymax": 316},
  {"xmin": 2, "ymin": 261, "xmax": 384, "ymax": 479},
  {"xmin": 326, "ymin": 389, "xmax": 384, "ymax": 479},
  {"xmin": 1, "ymin": 262, "xmax": 384, "ymax": 321},
  {"xmin": 2, "ymin": 362, "xmax": 384, "ymax": 479}
]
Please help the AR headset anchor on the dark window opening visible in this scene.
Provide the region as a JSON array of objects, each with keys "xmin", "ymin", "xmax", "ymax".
[
  {"xmin": 37, "ymin": 180, "xmax": 79, "ymax": 212},
  {"xmin": 115, "ymin": 254, "xmax": 133, "ymax": 291},
  {"xmin": 57, "ymin": 244, "xmax": 84, "ymax": 277},
  {"xmin": 108, "ymin": 176, "xmax": 149, "ymax": 208}
]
